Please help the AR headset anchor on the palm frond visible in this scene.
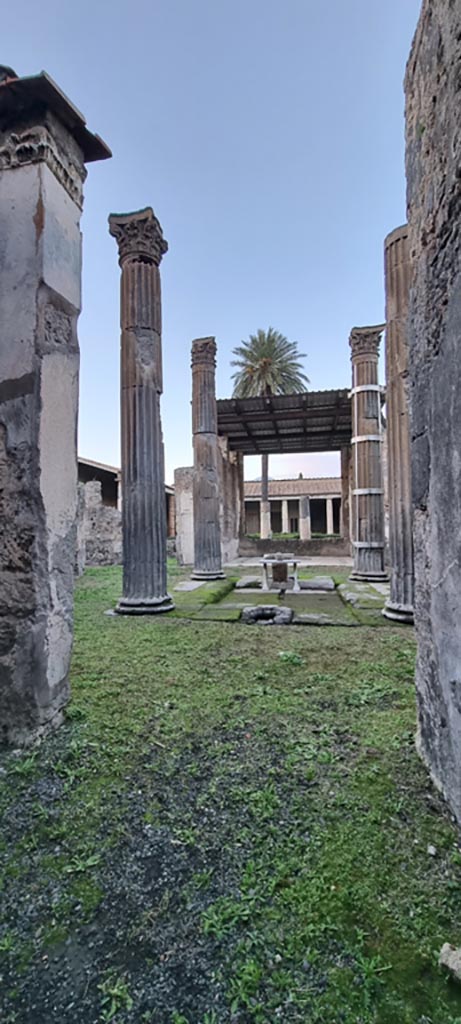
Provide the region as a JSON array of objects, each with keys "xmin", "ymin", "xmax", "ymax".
[{"xmin": 231, "ymin": 326, "xmax": 309, "ymax": 398}]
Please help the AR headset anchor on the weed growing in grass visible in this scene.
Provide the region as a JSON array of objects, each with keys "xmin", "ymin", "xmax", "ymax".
[
  {"xmin": 278, "ymin": 650, "xmax": 304, "ymax": 665},
  {"xmin": 202, "ymin": 895, "xmax": 255, "ymax": 939},
  {"xmin": 98, "ymin": 970, "xmax": 133, "ymax": 1021},
  {"xmin": 8, "ymin": 755, "xmax": 37, "ymax": 777},
  {"xmin": 0, "ymin": 932, "xmax": 15, "ymax": 954}
]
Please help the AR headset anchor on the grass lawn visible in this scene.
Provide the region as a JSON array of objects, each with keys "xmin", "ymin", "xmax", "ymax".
[{"xmin": 1, "ymin": 564, "xmax": 461, "ymax": 1023}]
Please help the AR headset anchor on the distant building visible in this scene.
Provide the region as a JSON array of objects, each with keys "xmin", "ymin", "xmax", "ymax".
[
  {"xmin": 244, "ymin": 476, "xmax": 342, "ymax": 535},
  {"xmin": 77, "ymin": 457, "xmax": 175, "ymax": 536}
]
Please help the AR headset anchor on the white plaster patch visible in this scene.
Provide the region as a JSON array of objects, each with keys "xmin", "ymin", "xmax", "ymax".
[
  {"xmin": 45, "ymin": 587, "xmax": 73, "ymax": 691},
  {"xmin": 41, "ymin": 164, "xmax": 82, "ymax": 310},
  {"xmin": 39, "ymin": 353, "xmax": 78, "ymax": 536},
  {"xmin": 174, "ymin": 467, "xmax": 194, "ymax": 566},
  {"xmin": 0, "ymin": 163, "xmax": 41, "ymax": 379}
]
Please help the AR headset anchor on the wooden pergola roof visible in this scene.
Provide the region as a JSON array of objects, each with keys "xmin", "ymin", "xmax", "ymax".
[{"xmin": 216, "ymin": 389, "xmax": 351, "ymax": 455}]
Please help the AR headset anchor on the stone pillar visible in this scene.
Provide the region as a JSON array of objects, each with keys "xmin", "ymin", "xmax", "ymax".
[
  {"xmin": 349, "ymin": 326, "xmax": 387, "ymax": 580},
  {"xmin": 340, "ymin": 446, "xmax": 351, "ymax": 544},
  {"xmin": 326, "ymin": 498, "xmax": 334, "ymax": 535},
  {"xmin": 109, "ymin": 208, "xmax": 174, "ymax": 614},
  {"xmin": 116, "ymin": 472, "xmax": 123, "ymax": 512},
  {"xmin": 405, "ymin": 0, "xmax": 461, "ymax": 822},
  {"xmin": 282, "ymin": 499, "xmax": 290, "ymax": 534},
  {"xmin": 237, "ymin": 452, "xmax": 246, "ymax": 539},
  {"xmin": 217, "ymin": 435, "xmax": 241, "ymax": 563},
  {"xmin": 0, "ymin": 71, "xmax": 110, "ymax": 747},
  {"xmin": 191, "ymin": 337, "xmax": 225, "ymax": 579},
  {"xmin": 260, "ymin": 452, "xmax": 272, "ymax": 539},
  {"xmin": 260, "ymin": 502, "xmax": 271, "ymax": 539},
  {"xmin": 383, "ymin": 225, "xmax": 414, "ymax": 623},
  {"xmin": 167, "ymin": 493, "xmax": 176, "ymax": 539},
  {"xmin": 299, "ymin": 497, "xmax": 311, "ymax": 540},
  {"xmin": 174, "ymin": 467, "xmax": 194, "ymax": 566}
]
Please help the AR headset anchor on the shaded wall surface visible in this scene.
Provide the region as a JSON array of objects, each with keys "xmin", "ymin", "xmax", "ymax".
[
  {"xmin": 406, "ymin": 0, "xmax": 461, "ymax": 820},
  {"xmin": 77, "ymin": 482, "xmax": 122, "ymax": 570}
]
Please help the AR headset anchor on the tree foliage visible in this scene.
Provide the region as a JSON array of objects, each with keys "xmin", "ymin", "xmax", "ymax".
[{"xmin": 231, "ymin": 327, "xmax": 309, "ymax": 399}]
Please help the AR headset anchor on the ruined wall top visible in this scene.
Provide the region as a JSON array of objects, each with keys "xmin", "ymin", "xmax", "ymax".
[
  {"xmin": 0, "ymin": 71, "xmax": 111, "ymax": 209},
  {"xmin": 0, "ymin": 70, "xmax": 110, "ymax": 203},
  {"xmin": 0, "ymin": 71, "xmax": 110, "ymax": 208},
  {"xmin": 191, "ymin": 336, "xmax": 217, "ymax": 367},
  {"xmin": 384, "ymin": 224, "xmax": 409, "ymax": 251},
  {"xmin": 349, "ymin": 325, "xmax": 385, "ymax": 360},
  {"xmin": 0, "ymin": 70, "xmax": 110, "ymax": 161},
  {"xmin": 108, "ymin": 207, "xmax": 168, "ymax": 267}
]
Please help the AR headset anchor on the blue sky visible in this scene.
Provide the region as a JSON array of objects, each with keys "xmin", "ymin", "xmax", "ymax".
[{"xmin": 5, "ymin": 0, "xmax": 421, "ymax": 483}]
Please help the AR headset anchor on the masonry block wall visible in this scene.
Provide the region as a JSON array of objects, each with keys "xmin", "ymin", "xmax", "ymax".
[
  {"xmin": 0, "ymin": 75, "xmax": 109, "ymax": 745},
  {"xmin": 406, "ymin": 0, "xmax": 461, "ymax": 820}
]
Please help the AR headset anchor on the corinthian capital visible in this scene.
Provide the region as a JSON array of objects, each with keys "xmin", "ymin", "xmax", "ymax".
[
  {"xmin": 191, "ymin": 337, "xmax": 217, "ymax": 367},
  {"xmin": 349, "ymin": 324, "xmax": 385, "ymax": 359},
  {"xmin": 108, "ymin": 207, "xmax": 168, "ymax": 266}
]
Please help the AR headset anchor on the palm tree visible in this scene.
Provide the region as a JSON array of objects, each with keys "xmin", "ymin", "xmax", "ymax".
[{"xmin": 231, "ymin": 327, "xmax": 309, "ymax": 536}]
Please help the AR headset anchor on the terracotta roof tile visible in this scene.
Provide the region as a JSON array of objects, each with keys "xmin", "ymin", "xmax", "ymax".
[{"xmin": 244, "ymin": 477, "xmax": 341, "ymax": 498}]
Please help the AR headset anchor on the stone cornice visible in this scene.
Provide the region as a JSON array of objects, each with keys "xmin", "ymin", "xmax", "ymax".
[
  {"xmin": 349, "ymin": 325, "xmax": 385, "ymax": 359},
  {"xmin": 0, "ymin": 124, "xmax": 86, "ymax": 208},
  {"xmin": 191, "ymin": 337, "xmax": 217, "ymax": 367},
  {"xmin": 108, "ymin": 207, "xmax": 168, "ymax": 267}
]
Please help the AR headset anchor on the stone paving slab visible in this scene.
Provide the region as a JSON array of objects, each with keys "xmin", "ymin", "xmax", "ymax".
[
  {"xmin": 236, "ymin": 588, "xmax": 327, "ymax": 595},
  {"xmin": 174, "ymin": 580, "xmax": 206, "ymax": 592},
  {"xmin": 370, "ymin": 582, "xmax": 390, "ymax": 596},
  {"xmin": 217, "ymin": 589, "xmax": 358, "ymax": 626},
  {"xmin": 300, "ymin": 576, "xmax": 335, "ymax": 591},
  {"xmin": 235, "ymin": 576, "xmax": 262, "ymax": 589},
  {"xmin": 293, "ymin": 614, "xmax": 360, "ymax": 627}
]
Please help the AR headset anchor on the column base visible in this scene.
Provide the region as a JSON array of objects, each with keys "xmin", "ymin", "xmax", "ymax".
[
  {"xmin": 191, "ymin": 569, "xmax": 226, "ymax": 580},
  {"xmin": 349, "ymin": 571, "xmax": 389, "ymax": 582},
  {"xmin": 115, "ymin": 594, "xmax": 175, "ymax": 615},
  {"xmin": 383, "ymin": 601, "xmax": 414, "ymax": 624}
]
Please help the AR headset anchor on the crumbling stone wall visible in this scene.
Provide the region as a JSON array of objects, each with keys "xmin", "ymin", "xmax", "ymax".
[
  {"xmin": 84, "ymin": 481, "xmax": 122, "ymax": 567},
  {"xmin": 77, "ymin": 482, "xmax": 122, "ymax": 569},
  {"xmin": 175, "ymin": 452, "xmax": 242, "ymax": 567},
  {"xmin": 75, "ymin": 485, "xmax": 86, "ymax": 576},
  {"xmin": 218, "ymin": 437, "xmax": 241, "ymax": 564},
  {"xmin": 405, "ymin": 0, "xmax": 461, "ymax": 820}
]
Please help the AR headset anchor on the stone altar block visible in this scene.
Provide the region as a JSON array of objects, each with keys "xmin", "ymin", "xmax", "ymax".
[{"xmin": 261, "ymin": 553, "xmax": 300, "ymax": 592}]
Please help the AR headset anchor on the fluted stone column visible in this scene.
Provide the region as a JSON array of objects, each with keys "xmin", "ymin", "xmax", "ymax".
[
  {"xmin": 383, "ymin": 225, "xmax": 414, "ymax": 623},
  {"xmin": 299, "ymin": 497, "xmax": 311, "ymax": 540},
  {"xmin": 349, "ymin": 326, "xmax": 387, "ymax": 580},
  {"xmin": 109, "ymin": 208, "xmax": 173, "ymax": 614},
  {"xmin": 191, "ymin": 337, "xmax": 225, "ymax": 579},
  {"xmin": 0, "ymin": 71, "xmax": 110, "ymax": 746},
  {"xmin": 341, "ymin": 446, "xmax": 351, "ymax": 544}
]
